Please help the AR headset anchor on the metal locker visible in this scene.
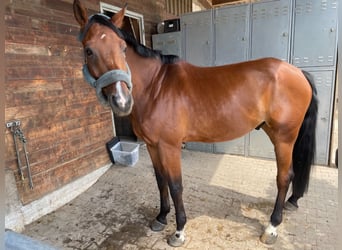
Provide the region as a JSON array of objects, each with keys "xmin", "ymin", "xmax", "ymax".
[
  {"xmin": 307, "ymin": 70, "xmax": 335, "ymax": 165},
  {"xmin": 214, "ymin": 140, "xmax": 245, "ymax": 156},
  {"xmin": 181, "ymin": 10, "xmax": 214, "ymax": 66},
  {"xmin": 152, "ymin": 32, "xmax": 182, "ymax": 58},
  {"xmin": 292, "ymin": 0, "xmax": 338, "ymax": 67},
  {"xmin": 250, "ymin": 0, "xmax": 292, "ymax": 61},
  {"xmin": 248, "ymin": 130, "xmax": 275, "ymax": 160},
  {"xmin": 214, "ymin": 4, "xmax": 250, "ymax": 65},
  {"xmin": 185, "ymin": 142, "xmax": 214, "ymax": 154}
]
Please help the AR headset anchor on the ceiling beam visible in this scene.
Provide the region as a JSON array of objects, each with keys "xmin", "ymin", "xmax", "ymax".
[
  {"xmin": 211, "ymin": 0, "xmax": 242, "ymax": 6},
  {"xmin": 195, "ymin": 0, "xmax": 213, "ymax": 9}
]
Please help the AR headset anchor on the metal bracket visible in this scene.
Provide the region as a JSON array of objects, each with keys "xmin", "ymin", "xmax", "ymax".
[{"xmin": 6, "ymin": 120, "xmax": 21, "ymax": 128}]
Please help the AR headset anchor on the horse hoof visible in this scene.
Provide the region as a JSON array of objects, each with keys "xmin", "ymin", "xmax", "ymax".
[
  {"xmin": 284, "ymin": 201, "xmax": 298, "ymax": 211},
  {"xmin": 150, "ymin": 219, "xmax": 166, "ymax": 232},
  {"xmin": 167, "ymin": 232, "xmax": 185, "ymax": 247},
  {"xmin": 260, "ymin": 231, "xmax": 278, "ymax": 245}
]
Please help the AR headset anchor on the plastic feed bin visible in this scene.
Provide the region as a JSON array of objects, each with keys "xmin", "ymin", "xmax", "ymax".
[{"xmin": 111, "ymin": 142, "xmax": 139, "ymax": 166}]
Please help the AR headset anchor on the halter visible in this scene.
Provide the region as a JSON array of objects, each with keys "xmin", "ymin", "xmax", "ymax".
[{"xmin": 78, "ymin": 14, "xmax": 133, "ymax": 106}]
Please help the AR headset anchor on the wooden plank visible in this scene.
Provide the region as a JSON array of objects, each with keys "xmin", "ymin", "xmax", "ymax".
[
  {"xmin": 5, "ymin": 43, "xmax": 49, "ymax": 56},
  {"xmin": 17, "ymin": 147, "xmax": 110, "ymax": 204},
  {"xmin": 6, "ymin": 117, "xmax": 113, "ymax": 179},
  {"xmin": 5, "ymin": 53, "xmax": 83, "ymax": 68}
]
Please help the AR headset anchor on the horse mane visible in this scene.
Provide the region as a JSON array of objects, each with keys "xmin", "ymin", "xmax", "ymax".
[{"xmin": 119, "ymin": 28, "xmax": 180, "ymax": 64}]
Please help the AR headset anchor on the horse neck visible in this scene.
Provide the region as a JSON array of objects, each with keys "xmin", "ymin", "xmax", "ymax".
[{"xmin": 126, "ymin": 47, "xmax": 163, "ymax": 98}]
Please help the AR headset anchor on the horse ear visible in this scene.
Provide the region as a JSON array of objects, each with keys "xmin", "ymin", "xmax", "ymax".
[
  {"xmin": 73, "ymin": 0, "xmax": 88, "ymax": 29},
  {"xmin": 111, "ymin": 4, "xmax": 127, "ymax": 28}
]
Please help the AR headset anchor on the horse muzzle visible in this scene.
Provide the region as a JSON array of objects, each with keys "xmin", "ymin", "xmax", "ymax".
[{"xmin": 107, "ymin": 81, "xmax": 134, "ymax": 116}]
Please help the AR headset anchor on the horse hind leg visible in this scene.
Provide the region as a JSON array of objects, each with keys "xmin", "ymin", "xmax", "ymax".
[
  {"xmin": 260, "ymin": 139, "xmax": 295, "ymax": 245},
  {"xmin": 285, "ymin": 70, "xmax": 318, "ymax": 211}
]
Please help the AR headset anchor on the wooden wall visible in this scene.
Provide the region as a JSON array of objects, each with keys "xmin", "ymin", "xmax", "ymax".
[{"xmin": 5, "ymin": 0, "xmax": 176, "ymax": 205}]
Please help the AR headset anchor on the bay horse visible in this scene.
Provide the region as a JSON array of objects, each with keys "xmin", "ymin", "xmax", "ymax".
[{"xmin": 73, "ymin": 0, "xmax": 318, "ymax": 247}]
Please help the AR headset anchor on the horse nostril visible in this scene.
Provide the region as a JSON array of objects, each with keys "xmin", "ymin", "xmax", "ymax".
[
  {"xmin": 115, "ymin": 93, "xmax": 126, "ymax": 108},
  {"xmin": 107, "ymin": 92, "xmax": 125, "ymax": 109}
]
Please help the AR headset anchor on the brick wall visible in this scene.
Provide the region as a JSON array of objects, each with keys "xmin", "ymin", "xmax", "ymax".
[{"xmin": 5, "ymin": 0, "xmax": 176, "ymax": 205}]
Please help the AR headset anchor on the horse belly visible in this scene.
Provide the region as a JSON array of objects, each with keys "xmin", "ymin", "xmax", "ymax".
[{"xmin": 185, "ymin": 108, "xmax": 260, "ymax": 143}]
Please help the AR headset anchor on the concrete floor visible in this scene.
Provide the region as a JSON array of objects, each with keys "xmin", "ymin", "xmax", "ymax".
[{"xmin": 23, "ymin": 145, "xmax": 338, "ymax": 250}]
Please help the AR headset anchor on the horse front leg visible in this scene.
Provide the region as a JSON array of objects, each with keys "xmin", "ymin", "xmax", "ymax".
[
  {"xmin": 151, "ymin": 170, "xmax": 171, "ymax": 231},
  {"xmin": 148, "ymin": 142, "xmax": 187, "ymax": 247},
  {"xmin": 147, "ymin": 145, "xmax": 170, "ymax": 231},
  {"xmin": 260, "ymin": 142, "xmax": 294, "ymax": 245},
  {"xmin": 167, "ymin": 172, "xmax": 186, "ymax": 247}
]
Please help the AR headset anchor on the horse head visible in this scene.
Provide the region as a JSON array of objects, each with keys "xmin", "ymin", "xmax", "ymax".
[{"xmin": 73, "ymin": 0, "xmax": 133, "ymax": 116}]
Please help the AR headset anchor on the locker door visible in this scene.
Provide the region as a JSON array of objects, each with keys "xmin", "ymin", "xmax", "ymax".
[
  {"xmin": 248, "ymin": 129, "xmax": 275, "ymax": 160},
  {"xmin": 152, "ymin": 32, "xmax": 182, "ymax": 58},
  {"xmin": 308, "ymin": 70, "xmax": 335, "ymax": 165},
  {"xmin": 214, "ymin": 4, "xmax": 250, "ymax": 65},
  {"xmin": 250, "ymin": 0, "xmax": 292, "ymax": 61},
  {"xmin": 181, "ymin": 10, "xmax": 213, "ymax": 66},
  {"xmin": 292, "ymin": 0, "xmax": 338, "ymax": 67}
]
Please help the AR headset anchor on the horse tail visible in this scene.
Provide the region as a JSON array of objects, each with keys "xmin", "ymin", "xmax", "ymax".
[{"xmin": 291, "ymin": 70, "xmax": 318, "ymax": 198}]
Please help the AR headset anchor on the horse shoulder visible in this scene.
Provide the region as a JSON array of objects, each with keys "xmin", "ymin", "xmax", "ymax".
[{"xmin": 131, "ymin": 62, "xmax": 190, "ymax": 145}]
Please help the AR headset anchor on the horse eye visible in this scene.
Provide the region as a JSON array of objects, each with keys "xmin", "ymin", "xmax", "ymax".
[
  {"xmin": 85, "ymin": 47, "xmax": 93, "ymax": 57},
  {"xmin": 123, "ymin": 47, "xmax": 127, "ymax": 53}
]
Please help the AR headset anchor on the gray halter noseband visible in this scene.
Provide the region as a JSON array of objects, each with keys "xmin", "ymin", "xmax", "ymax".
[{"xmin": 79, "ymin": 14, "xmax": 133, "ymax": 106}]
